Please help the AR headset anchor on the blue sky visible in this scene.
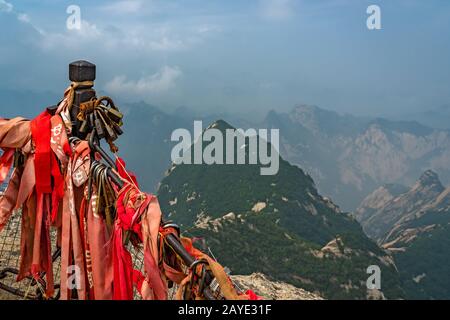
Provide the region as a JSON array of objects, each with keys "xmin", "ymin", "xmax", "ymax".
[{"xmin": 1, "ymin": 0, "xmax": 450, "ymax": 118}]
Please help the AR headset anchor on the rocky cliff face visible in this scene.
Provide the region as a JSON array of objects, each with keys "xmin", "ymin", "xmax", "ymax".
[
  {"xmin": 355, "ymin": 170, "xmax": 450, "ymax": 299},
  {"xmin": 231, "ymin": 273, "xmax": 323, "ymax": 300},
  {"xmin": 356, "ymin": 170, "xmax": 446, "ymax": 243},
  {"xmin": 354, "ymin": 184, "xmax": 409, "ymax": 229},
  {"xmin": 264, "ymin": 105, "xmax": 450, "ymax": 211}
]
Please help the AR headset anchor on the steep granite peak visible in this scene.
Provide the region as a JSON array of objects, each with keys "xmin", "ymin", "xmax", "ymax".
[
  {"xmin": 368, "ymin": 118, "xmax": 434, "ymax": 136},
  {"xmin": 355, "ymin": 183, "xmax": 408, "ymax": 224},
  {"xmin": 416, "ymin": 170, "xmax": 443, "ymax": 190},
  {"xmin": 292, "ymin": 104, "xmax": 322, "ymax": 115},
  {"xmin": 206, "ymin": 119, "xmax": 235, "ymax": 132},
  {"xmin": 289, "ymin": 105, "xmax": 367, "ymax": 138},
  {"xmin": 289, "ymin": 105, "xmax": 330, "ymax": 131},
  {"xmin": 258, "ymin": 104, "xmax": 450, "ymax": 211},
  {"xmin": 418, "ymin": 170, "xmax": 442, "ymax": 186},
  {"xmin": 355, "ymin": 171, "xmax": 446, "ymax": 243}
]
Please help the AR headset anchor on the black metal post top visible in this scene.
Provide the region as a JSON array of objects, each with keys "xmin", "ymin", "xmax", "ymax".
[{"xmin": 69, "ymin": 60, "xmax": 96, "ymax": 83}]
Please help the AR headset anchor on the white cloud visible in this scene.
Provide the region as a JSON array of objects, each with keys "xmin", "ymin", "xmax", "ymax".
[
  {"xmin": 38, "ymin": 18, "xmax": 217, "ymax": 53},
  {"xmin": 0, "ymin": 1, "xmax": 44, "ymax": 35},
  {"xmin": 101, "ymin": 0, "xmax": 145, "ymax": 14},
  {"xmin": 260, "ymin": 0, "xmax": 294, "ymax": 20},
  {"xmin": 105, "ymin": 66, "xmax": 182, "ymax": 96},
  {"xmin": 17, "ymin": 13, "xmax": 30, "ymax": 23},
  {"xmin": 39, "ymin": 20, "xmax": 104, "ymax": 50},
  {"xmin": 74, "ymin": 20, "xmax": 102, "ymax": 38},
  {"xmin": 0, "ymin": 0, "xmax": 13, "ymax": 13},
  {"xmin": 196, "ymin": 24, "xmax": 222, "ymax": 35},
  {"xmin": 123, "ymin": 27, "xmax": 188, "ymax": 51}
]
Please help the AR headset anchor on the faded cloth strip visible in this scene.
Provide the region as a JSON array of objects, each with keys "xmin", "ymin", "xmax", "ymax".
[
  {"xmin": 0, "ymin": 118, "xmax": 33, "ymax": 232},
  {"xmin": 49, "ymin": 115, "xmax": 71, "ymax": 222},
  {"xmin": 31, "ymin": 192, "xmax": 54, "ymax": 297},
  {"xmin": 112, "ymin": 157, "xmax": 167, "ymax": 300},
  {"xmin": 112, "ymin": 181, "xmax": 144, "ymax": 300},
  {"xmin": 0, "ymin": 117, "xmax": 32, "ymax": 195},
  {"xmin": 86, "ymin": 187, "xmax": 114, "ymax": 299},
  {"xmin": 0, "ymin": 168, "xmax": 20, "ymax": 231},
  {"xmin": 17, "ymin": 192, "xmax": 36, "ymax": 282},
  {"xmin": 0, "ymin": 117, "xmax": 32, "ymax": 149},
  {"xmin": 60, "ymin": 142, "xmax": 89, "ymax": 300},
  {"xmin": 140, "ymin": 197, "xmax": 167, "ymax": 300}
]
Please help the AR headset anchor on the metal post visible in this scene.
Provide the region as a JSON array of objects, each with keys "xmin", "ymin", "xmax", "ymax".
[{"xmin": 69, "ymin": 60, "xmax": 96, "ymax": 138}]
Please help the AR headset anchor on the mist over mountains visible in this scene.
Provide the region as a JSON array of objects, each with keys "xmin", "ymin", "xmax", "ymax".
[
  {"xmin": 114, "ymin": 101, "xmax": 450, "ymax": 212},
  {"xmin": 2, "ymin": 89, "xmax": 450, "ymax": 212},
  {"xmin": 397, "ymin": 104, "xmax": 450, "ymax": 131},
  {"xmin": 0, "ymin": 89, "xmax": 59, "ymax": 119},
  {"xmin": 264, "ymin": 105, "xmax": 450, "ymax": 211}
]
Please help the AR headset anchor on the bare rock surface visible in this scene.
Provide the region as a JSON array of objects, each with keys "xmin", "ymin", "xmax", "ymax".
[{"xmin": 232, "ymin": 273, "xmax": 323, "ymax": 300}]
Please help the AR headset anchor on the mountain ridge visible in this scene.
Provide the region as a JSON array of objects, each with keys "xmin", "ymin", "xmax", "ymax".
[
  {"xmin": 91, "ymin": 102, "xmax": 450, "ymax": 213},
  {"xmin": 263, "ymin": 105, "xmax": 450, "ymax": 211},
  {"xmin": 157, "ymin": 119, "xmax": 405, "ymax": 299}
]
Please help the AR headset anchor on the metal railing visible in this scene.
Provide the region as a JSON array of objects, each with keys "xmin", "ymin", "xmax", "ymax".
[{"xmin": 0, "ymin": 210, "xmax": 180, "ymax": 300}]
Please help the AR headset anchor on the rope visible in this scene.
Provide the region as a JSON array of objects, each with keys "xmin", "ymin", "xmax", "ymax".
[
  {"xmin": 56, "ymin": 81, "xmax": 94, "ymax": 115},
  {"xmin": 65, "ymin": 81, "xmax": 94, "ymax": 111}
]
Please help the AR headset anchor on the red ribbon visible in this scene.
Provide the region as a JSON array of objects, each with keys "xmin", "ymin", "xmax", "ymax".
[
  {"xmin": 245, "ymin": 290, "xmax": 263, "ymax": 300},
  {"xmin": 31, "ymin": 112, "xmax": 52, "ymax": 194},
  {"xmin": 112, "ymin": 187, "xmax": 135, "ymax": 300},
  {"xmin": 112, "ymin": 224, "xmax": 134, "ymax": 300},
  {"xmin": 50, "ymin": 153, "xmax": 64, "ymax": 222},
  {"xmin": 31, "ymin": 111, "xmax": 64, "ymax": 223}
]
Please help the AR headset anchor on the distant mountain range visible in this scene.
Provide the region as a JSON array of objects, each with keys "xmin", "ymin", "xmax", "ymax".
[
  {"xmin": 263, "ymin": 105, "xmax": 450, "ymax": 211},
  {"xmin": 3, "ymin": 88, "xmax": 450, "ymax": 212},
  {"xmin": 157, "ymin": 120, "xmax": 405, "ymax": 300},
  {"xmin": 116, "ymin": 103, "xmax": 450, "ymax": 212},
  {"xmin": 356, "ymin": 170, "xmax": 450, "ymax": 299},
  {"xmin": 397, "ymin": 104, "xmax": 450, "ymax": 130}
]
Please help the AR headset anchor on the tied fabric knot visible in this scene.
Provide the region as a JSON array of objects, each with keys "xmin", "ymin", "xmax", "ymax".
[
  {"xmin": 116, "ymin": 188, "xmax": 144, "ymax": 238},
  {"xmin": 113, "ymin": 185, "xmax": 152, "ymax": 300}
]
